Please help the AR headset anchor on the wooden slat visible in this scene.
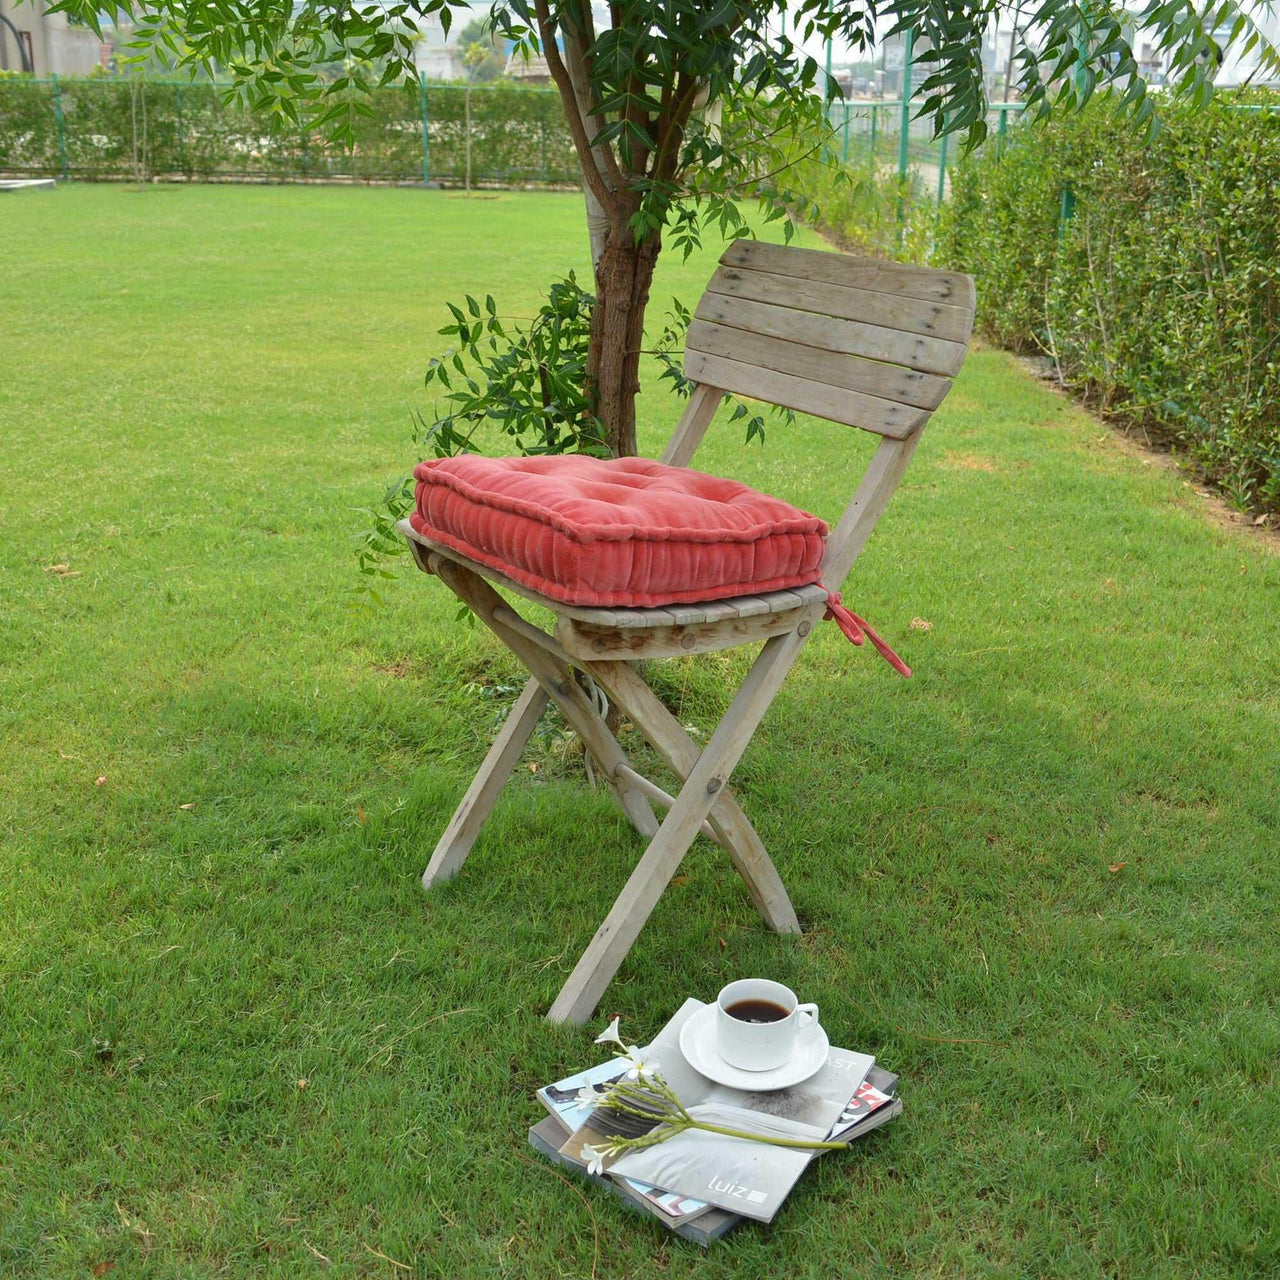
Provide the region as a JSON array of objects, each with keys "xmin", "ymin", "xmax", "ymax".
[
  {"xmin": 557, "ymin": 603, "xmax": 821, "ymax": 661},
  {"xmin": 698, "ymin": 598, "xmax": 745, "ymax": 624},
  {"xmin": 576, "ymin": 604, "xmax": 676, "ymax": 628},
  {"xmin": 684, "ymin": 350, "xmax": 928, "ymax": 438},
  {"xmin": 569, "ymin": 602, "xmax": 684, "ymax": 627},
  {"xmin": 568, "ymin": 583, "xmax": 828, "ymax": 630},
  {"xmin": 686, "ymin": 319, "xmax": 951, "ymax": 411},
  {"xmin": 421, "ymin": 676, "xmax": 550, "ymax": 889},
  {"xmin": 726, "ymin": 594, "xmax": 774, "ymax": 619},
  {"xmin": 756, "ymin": 587, "xmax": 804, "ymax": 610},
  {"xmin": 664, "ymin": 601, "xmax": 714, "ymax": 626},
  {"xmin": 721, "ymin": 239, "xmax": 976, "ymax": 311},
  {"xmin": 659, "ymin": 382, "xmax": 723, "ymax": 469},
  {"xmin": 693, "ymin": 292, "xmax": 967, "ymax": 379},
  {"xmin": 786, "ymin": 583, "xmax": 830, "ymax": 607},
  {"xmin": 708, "ymin": 265, "xmax": 973, "ymax": 344}
]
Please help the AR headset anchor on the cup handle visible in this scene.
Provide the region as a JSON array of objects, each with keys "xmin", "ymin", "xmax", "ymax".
[{"xmin": 796, "ymin": 1002, "xmax": 819, "ymax": 1029}]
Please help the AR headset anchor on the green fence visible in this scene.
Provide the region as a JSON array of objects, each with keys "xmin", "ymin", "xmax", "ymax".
[
  {"xmin": 1, "ymin": 69, "xmax": 1020, "ymax": 198},
  {"xmin": 0, "ymin": 77, "xmax": 578, "ymax": 185},
  {"xmin": 823, "ymin": 99, "xmax": 1026, "ymax": 208}
]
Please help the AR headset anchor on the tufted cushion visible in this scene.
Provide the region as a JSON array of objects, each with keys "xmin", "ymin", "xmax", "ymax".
[{"xmin": 410, "ymin": 455, "xmax": 828, "ymax": 608}]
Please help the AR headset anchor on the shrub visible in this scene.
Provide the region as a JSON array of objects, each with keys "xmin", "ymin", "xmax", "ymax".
[
  {"xmin": 788, "ymin": 149, "xmax": 936, "ymax": 262},
  {"xmin": 937, "ymin": 94, "xmax": 1280, "ymax": 511}
]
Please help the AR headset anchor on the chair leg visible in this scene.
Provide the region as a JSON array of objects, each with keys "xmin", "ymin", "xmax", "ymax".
[
  {"xmin": 548, "ymin": 627, "xmax": 812, "ymax": 1024},
  {"xmin": 430, "ymin": 557, "xmax": 660, "ymax": 840},
  {"xmin": 585, "ymin": 659, "xmax": 801, "ymax": 935},
  {"xmin": 422, "ymin": 675, "xmax": 549, "ymax": 889}
]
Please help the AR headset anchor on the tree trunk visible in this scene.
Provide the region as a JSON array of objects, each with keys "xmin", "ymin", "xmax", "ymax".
[
  {"xmin": 588, "ymin": 225, "xmax": 660, "ymax": 458},
  {"xmin": 533, "ymin": 0, "xmax": 664, "ymax": 457}
]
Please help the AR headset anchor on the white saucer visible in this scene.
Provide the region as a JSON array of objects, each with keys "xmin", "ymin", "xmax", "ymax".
[{"xmin": 678, "ymin": 1002, "xmax": 830, "ymax": 1091}]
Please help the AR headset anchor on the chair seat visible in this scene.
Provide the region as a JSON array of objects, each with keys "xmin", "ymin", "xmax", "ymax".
[
  {"xmin": 400, "ymin": 518, "xmax": 830, "ymax": 643},
  {"xmin": 409, "ymin": 454, "xmax": 827, "ymax": 610},
  {"xmin": 567, "ymin": 580, "xmax": 832, "ymax": 628}
]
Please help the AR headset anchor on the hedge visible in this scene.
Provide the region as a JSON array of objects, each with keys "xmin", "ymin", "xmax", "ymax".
[
  {"xmin": 0, "ymin": 76, "xmax": 578, "ymax": 185},
  {"xmin": 937, "ymin": 94, "xmax": 1280, "ymax": 511},
  {"xmin": 787, "ymin": 150, "xmax": 936, "ymax": 262}
]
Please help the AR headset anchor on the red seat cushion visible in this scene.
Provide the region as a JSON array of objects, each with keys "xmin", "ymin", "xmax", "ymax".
[{"xmin": 410, "ymin": 455, "xmax": 828, "ymax": 608}]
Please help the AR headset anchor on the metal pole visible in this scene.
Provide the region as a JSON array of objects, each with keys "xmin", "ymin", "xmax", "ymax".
[
  {"xmin": 869, "ymin": 104, "xmax": 877, "ymax": 175},
  {"xmin": 997, "ymin": 105, "xmax": 1008, "ymax": 157},
  {"xmin": 841, "ymin": 102, "xmax": 851, "ymax": 164},
  {"xmin": 1074, "ymin": 30, "xmax": 1089, "ymax": 96},
  {"xmin": 175, "ymin": 83, "xmax": 186, "ymax": 175},
  {"xmin": 1058, "ymin": 30, "xmax": 1087, "ymax": 231},
  {"xmin": 896, "ymin": 30, "xmax": 914, "ymax": 242},
  {"xmin": 937, "ymin": 129, "xmax": 948, "ymax": 205},
  {"xmin": 52, "ymin": 74, "xmax": 69, "ymax": 180},
  {"xmin": 897, "ymin": 29, "xmax": 914, "ymax": 184},
  {"xmin": 824, "ymin": 39, "xmax": 834, "ymax": 160},
  {"xmin": 464, "ymin": 82, "xmax": 472, "ymax": 193},
  {"xmin": 419, "ymin": 73, "xmax": 430, "ymax": 184}
]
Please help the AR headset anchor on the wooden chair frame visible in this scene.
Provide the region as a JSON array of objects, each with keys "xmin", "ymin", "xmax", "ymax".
[{"xmin": 400, "ymin": 241, "xmax": 975, "ymax": 1023}]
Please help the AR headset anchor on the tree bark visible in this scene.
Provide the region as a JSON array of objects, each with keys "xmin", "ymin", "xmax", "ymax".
[
  {"xmin": 534, "ymin": 0, "xmax": 666, "ymax": 458},
  {"xmin": 561, "ymin": 14, "xmax": 613, "ymax": 267},
  {"xmin": 588, "ymin": 225, "xmax": 660, "ymax": 458}
]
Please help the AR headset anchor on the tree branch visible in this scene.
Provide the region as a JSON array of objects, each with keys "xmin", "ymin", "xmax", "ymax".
[
  {"xmin": 647, "ymin": 7, "xmax": 742, "ymax": 185},
  {"xmin": 614, "ymin": 1, "xmax": 651, "ymax": 177},
  {"xmin": 561, "ymin": 0, "xmax": 626, "ymax": 193},
  {"xmin": 533, "ymin": 0, "xmax": 617, "ymax": 218},
  {"xmin": 650, "ymin": 73, "xmax": 700, "ymax": 185}
]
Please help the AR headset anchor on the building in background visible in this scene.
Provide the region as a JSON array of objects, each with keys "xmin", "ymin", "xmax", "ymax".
[
  {"xmin": 414, "ymin": 12, "xmax": 467, "ymax": 81},
  {"xmin": 0, "ymin": 0, "xmax": 100, "ymax": 74},
  {"xmin": 979, "ymin": 8, "xmax": 1280, "ymax": 97},
  {"xmin": 504, "ymin": 48, "xmax": 551, "ymax": 83},
  {"xmin": 500, "ymin": 1, "xmax": 611, "ymax": 85}
]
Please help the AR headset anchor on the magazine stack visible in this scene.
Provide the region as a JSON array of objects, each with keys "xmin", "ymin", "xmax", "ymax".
[{"xmin": 530, "ymin": 997, "xmax": 901, "ymax": 1244}]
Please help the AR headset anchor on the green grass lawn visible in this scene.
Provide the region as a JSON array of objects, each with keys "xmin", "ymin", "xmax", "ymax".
[{"xmin": 2, "ymin": 184, "xmax": 1278, "ymax": 1279}]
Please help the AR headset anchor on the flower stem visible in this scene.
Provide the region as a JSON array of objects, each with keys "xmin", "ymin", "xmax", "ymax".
[{"xmin": 687, "ymin": 1120, "xmax": 849, "ymax": 1150}]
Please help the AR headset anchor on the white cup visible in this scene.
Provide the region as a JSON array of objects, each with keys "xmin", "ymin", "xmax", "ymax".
[{"xmin": 715, "ymin": 978, "xmax": 819, "ymax": 1071}]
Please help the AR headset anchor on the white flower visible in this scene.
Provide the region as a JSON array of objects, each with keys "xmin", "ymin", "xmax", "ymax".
[
  {"xmin": 580, "ymin": 1144, "xmax": 606, "ymax": 1176},
  {"xmin": 593, "ymin": 1016, "xmax": 625, "ymax": 1049},
  {"xmin": 574, "ymin": 1085, "xmax": 599, "ymax": 1109},
  {"xmin": 595, "ymin": 1017, "xmax": 653, "ymax": 1079},
  {"xmin": 624, "ymin": 1050, "xmax": 655, "ymax": 1081}
]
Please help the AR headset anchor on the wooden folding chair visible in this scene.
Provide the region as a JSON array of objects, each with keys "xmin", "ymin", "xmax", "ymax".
[{"xmin": 399, "ymin": 239, "xmax": 975, "ymax": 1023}]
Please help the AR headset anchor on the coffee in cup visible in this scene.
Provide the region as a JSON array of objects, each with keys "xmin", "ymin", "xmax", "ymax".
[{"xmin": 715, "ymin": 978, "xmax": 818, "ymax": 1071}]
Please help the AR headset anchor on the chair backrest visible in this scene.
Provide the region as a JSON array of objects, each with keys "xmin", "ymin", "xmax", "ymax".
[{"xmin": 684, "ymin": 239, "xmax": 976, "ymax": 440}]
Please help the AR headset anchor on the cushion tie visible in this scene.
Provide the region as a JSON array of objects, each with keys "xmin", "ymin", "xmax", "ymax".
[{"xmin": 823, "ymin": 592, "xmax": 912, "ymax": 679}]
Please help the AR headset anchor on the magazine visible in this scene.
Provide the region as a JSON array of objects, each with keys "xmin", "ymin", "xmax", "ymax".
[
  {"xmin": 537, "ymin": 1060, "xmax": 628, "ymax": 1133},
  {"xmin": 557, "ymin": 999, "xmax": 875, "ymax": 1223},
  {"xmin": 537, "ymin": 1058, "xmax": 712, "ymax": 1225},
  {"xmin": 828, "ymin": 1065, "xmax": 900, "ymax": 1141},
  {"xmin": 528, "ymin": 1113, "xmax": 739, "ymax": 1245}
]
